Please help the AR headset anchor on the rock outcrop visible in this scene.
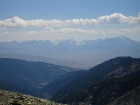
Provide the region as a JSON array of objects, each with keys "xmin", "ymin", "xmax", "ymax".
[{"xmin": 0, "ymin": 90, "xmax": 66, "ymax": 105}]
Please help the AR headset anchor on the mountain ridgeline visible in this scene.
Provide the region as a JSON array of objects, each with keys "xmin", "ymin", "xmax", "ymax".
[
  {"xmin": 0, "ymin": 36, "xmax": 140, "ymax": 68},
  {"xmin": 0, "ymin": 58, "xmax": 77, "ymax": 97},
  {"xmin": 0, "ymin": 57, "xmax": 140, "ymax": 104},
  {"xmin": 41, "ymin": 56, "xmax": 140, "ymax": 105}
]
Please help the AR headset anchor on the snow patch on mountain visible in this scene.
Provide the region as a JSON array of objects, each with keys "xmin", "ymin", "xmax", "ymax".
[{"xmin": 50, "ymin": 39, "xmax": 60, "ymax": 45}]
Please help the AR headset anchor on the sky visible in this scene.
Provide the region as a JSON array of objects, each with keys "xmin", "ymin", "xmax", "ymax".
[{"xmin": 0, "ymin": 0, "xmax": 140, "ymax": 42}]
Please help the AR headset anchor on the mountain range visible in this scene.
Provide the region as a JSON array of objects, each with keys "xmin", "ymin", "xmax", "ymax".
[
  {"xmin": 0, "ymin": 36, "xmax": 140, "ymax": 68},
  {"xmin": 0, "ymin": 36, "xmax": 140, "ymax": 104},
  {"xmin": 0, "ymin": 57, "xmax": 140, "ymax": 104},
  {"xmin": 41, "ymin": 56, "xmax": 140, "ymax": 105}
]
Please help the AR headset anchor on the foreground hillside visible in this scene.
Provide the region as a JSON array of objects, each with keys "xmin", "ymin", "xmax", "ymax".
[{"xmin": 0, "ymin": 90, "xmax": 66, "ymax": 105}]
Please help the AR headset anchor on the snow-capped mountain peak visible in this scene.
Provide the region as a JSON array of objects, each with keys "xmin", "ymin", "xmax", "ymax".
[{"xmin": 50, "ymin": 39, "xmax": 60, "ymax": 45}]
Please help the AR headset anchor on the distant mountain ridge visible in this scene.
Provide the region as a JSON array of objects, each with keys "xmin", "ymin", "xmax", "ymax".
[
  {"xmin": 0, "ymin": 36, "xmax": 138, "ymax": 47},
  {"xmin": 0, "ymin": 36, "xmax": 140, "ymax": 68}
]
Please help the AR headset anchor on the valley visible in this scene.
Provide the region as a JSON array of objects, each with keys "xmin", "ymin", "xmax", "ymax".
[
  {"xmin": 0, "ymin": 57, "xmax": 140, "ymax": 105},
  {"xmin": 0, "ymin": 37, "xmax": 140, "ymax": 105},
  {"xmin": 1, "ymin": 0, "xmax": 140, "ymax": 104}
]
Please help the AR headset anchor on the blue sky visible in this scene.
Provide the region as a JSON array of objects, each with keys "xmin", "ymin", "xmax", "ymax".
[{"xmin": 0, "ymin": 0, "xmax": 140, "ymax": 42}]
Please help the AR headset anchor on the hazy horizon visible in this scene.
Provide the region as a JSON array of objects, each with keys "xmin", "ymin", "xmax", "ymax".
[
  {"xmin": 0, "ymin": 0, "xmax": 140, "ymax": 42},
  {"xmin": 0, "ymin": 36, "xmax": 140, "ymax": 43}
]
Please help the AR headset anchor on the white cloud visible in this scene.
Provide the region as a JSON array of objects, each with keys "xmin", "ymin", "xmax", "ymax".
[
  {"xmin": 56, "ymin": 28, "xmax": 98, "ymax": 34},
  {"xmin": 33, "ymin": 27, "xmax": 98, "ymax": 35},
  {"xmin": 2, "ymin": 26, "xmax": 139, "ymax": 36},
  {"xmin": 0, "ymin": 26, "xmax": 140, "ymax": 42},
  {"xmin": 25, "ymin": 26, "xmax": 140, "ymax": 37},
  {"xmin": 0, "ymin": 13, "xmax": 139, "ymax": 28},
  {"xmin": 105, "ymin": 26, "xmax": 140, "ymax": 34},
  {"xmin": 28, "ymin": 31, "xmax": 37, "ymax": 35},
  {"xmin": 97, "ymin": 13, "xmax": 140, "ymax": 24}
]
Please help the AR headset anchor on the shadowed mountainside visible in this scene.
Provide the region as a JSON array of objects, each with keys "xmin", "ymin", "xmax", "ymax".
[
  {"xmin": 55, "ymin": 70, "xmax": 140, "ymax": 105},
  {"xmin": 42, "ymin": 57, "xmax": 140, "ymax": 99},
  {"xmin": 0, "ymin": 57, "xmax": 140, "ymax": 104},
  {"xmin": 0, "ymin": 58, "xmax": 77, "ymax": 97},
  {"xmin": 107, "ymin": 85, "xmax": 140, "ymax": 105}
]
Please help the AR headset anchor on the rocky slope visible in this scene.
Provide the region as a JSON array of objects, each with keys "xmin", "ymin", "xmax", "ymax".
[
  {"xmin": 52, "ymin": 69, "xmax": 140, "ymax": 105},
  {"xmin": 108, "ymin": 86, "xmax": 140, "ymax": 105},
  {"xmin": 0, "ymin": 90, "xmax": 66, "ymax": 105}
]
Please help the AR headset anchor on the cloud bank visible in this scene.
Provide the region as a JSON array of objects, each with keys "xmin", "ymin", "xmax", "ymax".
[
  {"xmin": 0, "ymin": 13, "xmax": 140, "ymax": 28},
  {"xmin": 0, "ymin": 13, "xmax": 140, "ymax": 42},
  {"xmin": 1, "ymin": 26, "xmax": 140, "ymax": 42},
  {"xmin": 34, "ymin": 26, "xmax": 140, "ymax": 35}
]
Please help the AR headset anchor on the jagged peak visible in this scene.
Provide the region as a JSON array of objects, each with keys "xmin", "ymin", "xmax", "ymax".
[{"xmin": 116, "ymin": 36, "xmax": 133, "ymax": 41}]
